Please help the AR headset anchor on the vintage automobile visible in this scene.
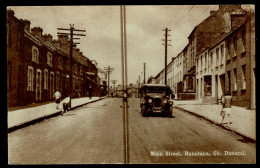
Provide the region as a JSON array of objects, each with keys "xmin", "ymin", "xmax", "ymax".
[{"xmin": 139, "ymin": 84, "xmax": 174, "ymax": 117}]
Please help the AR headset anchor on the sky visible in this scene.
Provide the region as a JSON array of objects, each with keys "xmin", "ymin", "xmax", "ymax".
[{"xmin": 8, "ymin": 5, "xmax": 252, "ymax": 86}]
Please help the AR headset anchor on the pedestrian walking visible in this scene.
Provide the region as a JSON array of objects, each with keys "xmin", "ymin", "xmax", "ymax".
[
  {"xmin": 88, "ymin": 86, "xmax": 92, "ymax": 99},
  {"xmin": 220, "ymin": 91, "xmax": 232, "ymax": 125},
  {"xmin": 61, "ymin": 96, "xmax": 70, "ymax": 116},
  {"xmin": 54, "ymin": 90, "xmax": 61, "ymax": 110}
]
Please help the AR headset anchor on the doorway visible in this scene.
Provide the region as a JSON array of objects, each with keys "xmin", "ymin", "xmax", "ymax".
[
  {"xmin": 36, "ymin": 69, "xmax": 42, "ymax": 102},
  {"xmin": 50, "ymin": 72, "xmax": 54, "ymax": 99}
]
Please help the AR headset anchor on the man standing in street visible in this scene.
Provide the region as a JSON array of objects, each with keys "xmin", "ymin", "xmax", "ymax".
[
  {"xmin": 221, "ymin": 91, "xmax": 232, "ymax": 125},
  {"xmin": 54, "ymin": 90, "xmax": 61, "ymax": 110}
]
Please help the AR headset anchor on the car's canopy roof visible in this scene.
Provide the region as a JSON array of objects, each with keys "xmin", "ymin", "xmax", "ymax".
[{"xmin": 139, "ymin": 84, "xmax": 172, "ymax": 94}]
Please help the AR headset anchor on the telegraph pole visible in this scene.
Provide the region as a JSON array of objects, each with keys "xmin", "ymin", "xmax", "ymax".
[
  {"xmin": 120, "ymin": 5, "xmax": 129, "ymax": 164},
  {"xmin": 162, "ymin": 27, "xmax": 171, "ymax": 85},
  {"xmin": 111, "ymin": 79, "xmax": 117, "ymax": 96},
  {"xmin": 57, "ymin": 24, "xmax": 86, "ymax": 108},
  {"xmin": 143, "ymin": 63, "xmax": 146, "ymax": 84},
  {"xmin": 104, "ymin": 66, "xmax": 114, "ymax": 96}
]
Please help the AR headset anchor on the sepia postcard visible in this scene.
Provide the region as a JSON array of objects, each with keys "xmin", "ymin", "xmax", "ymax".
[{"xmin": 7, "ymin": 5, "xmax": 255, "ymax": 164}]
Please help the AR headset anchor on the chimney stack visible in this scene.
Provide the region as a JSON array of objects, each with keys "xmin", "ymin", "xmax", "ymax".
[
  {"xmin": 7, "ymin": 9, "xmax": 15, "ymax": 17},
  {"xmin": 20, "ymin": 19, "xmax": 31, "ymax": 32},
  {"xmin": 57, "ymin": 34, "xmax": 69, "ymax": 43},
  {"xmin": 31, "ymin": 27, "xmax": 43, "ymax": 39},
  {"xmin": 42, "ymin": 34, "xmax": 53, "ymax": 43}
]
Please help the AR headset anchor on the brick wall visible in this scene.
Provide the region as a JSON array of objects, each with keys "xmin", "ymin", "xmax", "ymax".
[{"xmin": 7, "ymin": 10, "xmax": 25, "ymax": 106}]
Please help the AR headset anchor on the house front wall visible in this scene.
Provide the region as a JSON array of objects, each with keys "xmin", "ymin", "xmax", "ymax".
[{"xmin": 225, "ymin": 23, "xmax": 251, "ymax": 107}]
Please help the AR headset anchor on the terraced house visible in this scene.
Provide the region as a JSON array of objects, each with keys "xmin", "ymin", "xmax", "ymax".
[
  {"xmin": 7, "ymin": 9, "xmax": 100, "ymax": 107},
  {"xmin": 153, "ymin": 5, "xmax": 255, "ymax": 108}
]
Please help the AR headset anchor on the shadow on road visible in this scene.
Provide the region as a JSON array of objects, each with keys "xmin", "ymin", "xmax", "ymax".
[{"xmin": 142, "ymin": 113, "xmax": 176, "ymax": 118}]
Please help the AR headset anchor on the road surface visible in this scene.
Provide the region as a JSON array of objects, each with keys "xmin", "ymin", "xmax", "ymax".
[{"xmin": 8, "ymin": 98, "xmax": 256, "ymax": 164}]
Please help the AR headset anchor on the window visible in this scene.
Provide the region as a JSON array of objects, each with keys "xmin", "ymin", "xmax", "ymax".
[
  {"xmin": 56, "ymin": 72, "xmax": 60, "ymax": 91},
  {"xmin": 58, "ymin": 57, "xmax": 63, "ymax": 69},
  {"xmin": 233, "ymin": 36, "xmax": 237, "ymax": 55},
  {"xmin": 210, "ymin": 52, "xmax": 213, "ymax": 68},
  {"xmin": 188, "ymin": 77, "xmax": 193, "ymax": 91},
  {"xmin": 242, "ymin": 65, "xmax": 246, "ymax": 90},
  {"xmin": 227, "ymin": 40, "xmax": 231, "ymax": 60},
  {"xmin": 242, "ymin": 29, "xmax": 246, "ymax": 52},
  {"xmin": 27, "ymin": 66, "xmax": 34, "ymax": 91},
  {"xmin": 80, "ymin": 66, "xmax": 83, "ymax": 75},
  {"xmin": 233, "ymin": 68, "xmax": 237, "ymax": 91},
  {"xmin": 220, "ymin": 45, "xmax": 224, "ymax": 64},
  {"xmin": 17, "ymin": 29, "xmax": 21, "ymax": 50},
  {"xmin": 205, "ymin": 52, "xmax": 207, "ymax": 69},
  {"xmin": 196, "ymin": 58, "xmax": 199, "ymax": 72},
  {"xmin": 201, "ymin": 55, "xmax": 203, "ymax": 70},
  {"xmin": 32, "ymin": 46, "xmax": 39, "ymax": 63},
  {"xmin": 44, "ymin": 69, "xmax": 48, "ymax": 90},
  {"xmin": 192, "ymin": 51, "xmax": 195, "ymax": 66},
  {"xmin": 74, "ymin": 64, "xmax": 78, "ymax": 74},
  {"xmin": 47, "ymin": 52, "xmax": 52, "ymax": 67},
  {"xmin": 191, "ymin": 52, "xmax": 193, "ymax": 66},
  {"xmin": 216, "ymin": 48, "xmax": 219, "ymax": 66}
]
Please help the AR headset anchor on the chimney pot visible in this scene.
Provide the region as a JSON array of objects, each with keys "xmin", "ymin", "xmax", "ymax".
[
  {"xmin": 58, "ymin": 34, "xmax": 69, "ymax": 43},
  {"xmin": 31, "ymin": 27, "xmax": 43, "ymax": 39},
  {"xmin": 42, "ymin": 34, "xmax": 53, "ymax": 43}
]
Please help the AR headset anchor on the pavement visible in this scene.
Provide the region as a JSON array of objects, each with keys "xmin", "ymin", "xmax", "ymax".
[
  {"xmin": 8, "ymin": 97, "xmax": 106, "ymax": 131},
  {"xmin": 8, "ymin": 97, "xmax": 256, "ymax": 142},
  {"xmin": 173, "ymin": 100, "xmax": 256, "ymax": 142}
]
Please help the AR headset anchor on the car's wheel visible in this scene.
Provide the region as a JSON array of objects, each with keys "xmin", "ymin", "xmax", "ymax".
[
  {"xmin": 168, "ymin": 106, "xmax": 173, "ymax": 118},
  {"xmin": 141, "ymin": 105, "xmax": 146, "ymax": 117}
]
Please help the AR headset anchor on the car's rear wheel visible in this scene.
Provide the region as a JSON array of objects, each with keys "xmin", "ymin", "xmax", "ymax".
[{"xmin": 141, "ymin": 105, "xmax": 146, "ymax": 117}]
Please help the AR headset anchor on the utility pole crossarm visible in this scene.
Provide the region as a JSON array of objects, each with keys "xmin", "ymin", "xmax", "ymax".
[
  {"xmin": 73, "ymin": 29, "xmax": 86, "ymax": 32},
  {"xmin": 72, "ymin": 34, "xmax": 86, "ymax": 36},
  {"xmin": 57, "ymin": 28, "xmax": 70, "ymax": 31}
]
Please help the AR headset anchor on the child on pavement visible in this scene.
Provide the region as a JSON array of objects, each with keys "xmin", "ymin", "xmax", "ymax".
[
  {"xmin": 221, "ymin": 91, "xmax": 232, "ymax": 125},
  {"xmin": 61, "ymin": 96, "xmax": 70, "ymax": 116},
  {"xmin": 54, "ymin": 90, "xmax": 61, "ymax": 110}
]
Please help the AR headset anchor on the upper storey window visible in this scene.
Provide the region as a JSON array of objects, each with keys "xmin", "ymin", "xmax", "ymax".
[{"xmin": 32, "ymin": 46, "xmax": 39, "ymax": 63}]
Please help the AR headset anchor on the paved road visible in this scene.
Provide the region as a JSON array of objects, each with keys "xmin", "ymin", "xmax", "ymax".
[{"xmin": 8, "ymin": 98, "xmax": 256, "ymax": 164}]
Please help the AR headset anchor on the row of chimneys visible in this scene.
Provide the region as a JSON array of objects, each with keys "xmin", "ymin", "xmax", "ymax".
[
  {"xmin": 11, "ymin": 12, "xmax": 70, "ymax": 46},
  {"xmin": 18, "ymin": 17, "xmax": 82, "ymax": 54},
  {"xmin": 8, "ymin": 9, "xmax": 93, "ymax": 64}
]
